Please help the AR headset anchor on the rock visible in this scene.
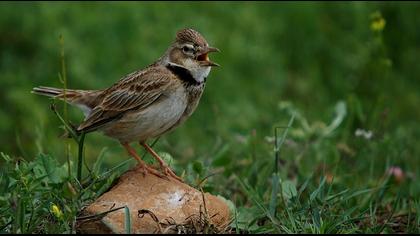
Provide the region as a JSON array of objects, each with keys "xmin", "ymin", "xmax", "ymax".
[{"xmin": 77, "ymin": 167, "xmax": 232, "ymax": 234}]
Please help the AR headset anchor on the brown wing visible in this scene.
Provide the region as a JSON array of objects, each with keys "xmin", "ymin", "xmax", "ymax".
[{"xmin": 77, "ymin": 66, "xmax": 176, "ymax": 133}]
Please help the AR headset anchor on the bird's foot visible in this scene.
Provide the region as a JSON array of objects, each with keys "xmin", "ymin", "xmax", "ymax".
[
  {"xmin": 161, "ymin": 165, "xmax": 184, "ymax": 183},
  {"xmin": 136, "ymin": 163, "xmax": 168, "ymax": 180},
  {"xmin": 140, "ymin": 142, "xmax": 184, "ymax": 183}
]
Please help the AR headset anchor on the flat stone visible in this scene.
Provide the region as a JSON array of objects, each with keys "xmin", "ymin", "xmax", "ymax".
[{"xmin": 77, "ymin": 167, "xmax": 232, "ymax": 234}]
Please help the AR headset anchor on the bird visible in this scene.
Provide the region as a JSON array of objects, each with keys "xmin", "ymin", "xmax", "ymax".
[{"xmin": 32, "ymin": 28, "xmax": 220, "ymax": 182}]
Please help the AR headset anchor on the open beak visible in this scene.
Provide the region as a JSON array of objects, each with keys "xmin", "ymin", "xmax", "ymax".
[{"xmin": 197, "ymin": 46, "xmax": 220, "ymax": 67}]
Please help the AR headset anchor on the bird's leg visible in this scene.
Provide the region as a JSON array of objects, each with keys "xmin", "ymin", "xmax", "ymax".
[
  {"xmin": 140, "ymin": 142, "xmax": 184, "ymax": 183},
  {"xmin": 121, "ymin": 142, "xmax": 166, "ymax": 179}
]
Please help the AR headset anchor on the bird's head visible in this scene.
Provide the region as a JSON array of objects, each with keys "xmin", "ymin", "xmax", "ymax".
[{"xmin": 163, "ymin": 28, "xmax": 220, "ymax": 83}]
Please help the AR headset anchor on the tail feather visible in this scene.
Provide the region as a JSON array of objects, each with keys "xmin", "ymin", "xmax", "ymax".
[
  {"xmin": 32, "ymin": 86, "xmax": 102, "ymax": 116},
  {"xmin": 32, "ymin": 86, "xmax": 84, "ymax": 99},
  {"xmin": 32, "ymin": 86, "xmax": 94, "ymax": 101},
  {"xmin": 32, "ymin": 86, "xmax": 64, "ymax": 97}
]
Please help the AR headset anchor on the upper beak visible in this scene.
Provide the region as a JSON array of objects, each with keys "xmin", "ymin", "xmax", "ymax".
[
  {"xmin": 198, "ymin": 46, "xmax": 220, "ymax": 67},
  {"xmin": 206, "ymin": 47, "xmax": 220, "ymax": 53}
]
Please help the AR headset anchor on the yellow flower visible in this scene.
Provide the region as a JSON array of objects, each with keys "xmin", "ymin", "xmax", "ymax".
[
  {"xmin": 371, "ymin": 18, "xmax": 386, "ymax": 32},
  {"xmin": 51, "ymin": 204, "xmax": 64, "ymax": 220},
  {"xmin": 370, "ymin": 11, "xmax": 386, "ymax": 32}
]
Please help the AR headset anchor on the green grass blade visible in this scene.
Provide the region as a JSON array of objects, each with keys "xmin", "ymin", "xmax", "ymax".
[
  {"xmin": 124, "ymin": 206, "xmax": 131, "ymax": 234},
  {"xmin": 269, "ymin": 173, "xmax": 280, "ymax": 218}
]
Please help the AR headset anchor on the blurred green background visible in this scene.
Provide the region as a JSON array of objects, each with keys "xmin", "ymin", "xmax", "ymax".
[
  {"xmin": 1, "ymin": 2, "xmax": 420, "ymax": 233},
  {"xmin": 0, "ymin": 2, "xmax": 419, "ymax": 181}
]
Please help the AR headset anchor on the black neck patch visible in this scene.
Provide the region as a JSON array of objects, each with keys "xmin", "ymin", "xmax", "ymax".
[{"xmin": 166, "ymin": 64, "xmax": 203, "ymax": 86}]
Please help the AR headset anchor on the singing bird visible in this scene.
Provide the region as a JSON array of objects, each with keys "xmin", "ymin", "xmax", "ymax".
[{"xmin": 32, "ymin": 28, "xmax": 220, "ymax": 182}]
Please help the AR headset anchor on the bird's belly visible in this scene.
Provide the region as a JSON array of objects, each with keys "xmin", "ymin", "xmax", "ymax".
[{"xmin": 103, "ymin": 87, "xmax": 187, "ymax": 143}]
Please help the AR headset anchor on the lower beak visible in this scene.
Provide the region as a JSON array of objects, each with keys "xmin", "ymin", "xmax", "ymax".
[
  {"xmin": 200, "ymin": 60, "xmax": 220, "ymax": 67},
  {"xmin": 198, "ymin": 46, "xmax": 220, "ymax": 67}
]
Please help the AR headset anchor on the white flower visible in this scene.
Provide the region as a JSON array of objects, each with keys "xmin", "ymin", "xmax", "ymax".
[{"xmin": 355, "ymin": 128, "xmax": 373, "ymax": 140}]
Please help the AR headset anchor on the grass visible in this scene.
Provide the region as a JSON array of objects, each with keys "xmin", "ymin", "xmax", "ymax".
[
  {"xmin": 1, "ymin": 100, "xmax": 418, "ymax": 233},
  {"xmin": 1, "ymin": 2, "xmax": 420, "ymax": 234},
  {"xmin": 223, "ymin": 102, "xmax": 419, "ymax": 234}
]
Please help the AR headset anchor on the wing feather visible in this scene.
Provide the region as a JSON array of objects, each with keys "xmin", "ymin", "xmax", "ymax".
[{"xmin": 77, "ymin": 66, "xmax": 176, "ymax": 133}]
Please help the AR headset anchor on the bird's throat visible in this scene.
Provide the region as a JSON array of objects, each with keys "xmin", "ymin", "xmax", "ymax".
[{"xmin": 166, "ymin": 63, "xmax": 205, "ymax": 86}]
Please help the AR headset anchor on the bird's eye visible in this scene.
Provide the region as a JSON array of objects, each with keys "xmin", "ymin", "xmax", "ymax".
[{"xmin": 182, "ymin": 45, "xmax": 195, "ymax": 54}]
